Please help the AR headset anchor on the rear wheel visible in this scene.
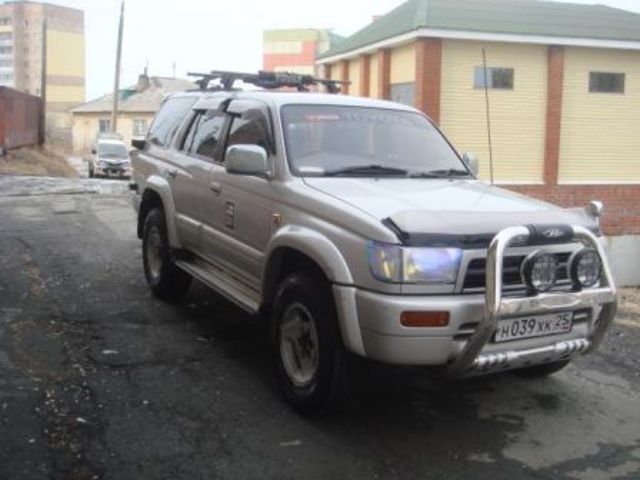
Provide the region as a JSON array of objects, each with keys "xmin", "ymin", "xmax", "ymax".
[
  {"xmin": 142, "ymin": 208, "xmax": 191, "ymax": 302},
  {"xmin": 514, "ymin": 359, "xmax": 571, "ymax": 378},
  {"xmin": 271, "ymin": 273, "xmax": 348, "ymax": 416}
]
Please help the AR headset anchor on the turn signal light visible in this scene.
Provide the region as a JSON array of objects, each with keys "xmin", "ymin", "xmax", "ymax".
[{"xmin": 400, "ymin": 311, "xmax": 450, "ymax": 328}]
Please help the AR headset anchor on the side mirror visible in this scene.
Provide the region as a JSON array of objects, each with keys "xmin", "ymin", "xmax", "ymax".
[
  {"xmin": 225, "ymin": 144, "xmax": 268, "ymax": 176},
  {"xmin": 462, "ymin": 152, "xmax": 479, "ymax": 176},
  {"xmin": 90, "ymin": 148, "xmax": 97, "ymax": 155},
  {"xmin": 132, "ymin": 138, "xmax": 147, "ymax": 150}
]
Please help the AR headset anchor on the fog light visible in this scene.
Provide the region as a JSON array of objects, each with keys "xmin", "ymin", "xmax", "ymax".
[
  {"xmin": 521, "ymin": 251, "xmax": 558, "ymax": 293},
  {"xmin": 570, "ymin": 248, "xmax": 602, "ymax": 288},
  {"xmin": 400, "ymin": 311, "xmax": 450, "ymax": 328}
]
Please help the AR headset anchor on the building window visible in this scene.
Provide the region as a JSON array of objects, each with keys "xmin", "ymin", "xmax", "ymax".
[
  {"xmin": 0, "ymin": 18, "xmax": 11, "ymax": 27},
  {"xmin": 0, "ymin": 73, "xmax": 13, "ymax": 81},
  {"xmin": 98, "ymin": 119, "xmax": 111, "ymax": 135},
  {"xmin": 589, "ymin": 72, "xmax": 625, "ymax": 94},
  {"xmin": 0, "ymin": 59, "xmax": 12, "ymax": 67},
  {"xmin": 0, "ymin": 46, "xmax": 11, "ymax": 54},
  {"xmin": 474, "ymin": 67, "xmax": 514, "ymax": 90},
  {"xmin": 0, "ymin": 32, "xmax": 12, "ymax": 41},
  {"xmin": 132, "ymin": 118, "xmax": 148, "ymax": 137},
  {"xmin": 390, "ymin": 82, "xmax": 415, "ymax": 107}
]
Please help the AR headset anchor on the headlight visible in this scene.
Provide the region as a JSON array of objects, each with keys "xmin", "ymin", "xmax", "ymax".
[
  {"xmin": 367, "ymin": 241, "xmax": 462, "ymax": 284},
  {"xmin": 521, "ymin": 251, "xmax": 558, "ymax": 293},
  {"xmin": 570, "ymin": 248, "xmax": 602, "ymax": 288}
]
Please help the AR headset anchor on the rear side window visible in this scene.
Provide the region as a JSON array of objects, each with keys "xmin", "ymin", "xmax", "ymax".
[
  {"xmin": 183, "ymin": 110, "xmax": 226, "ymax": 162},
  {"xmin": 148, "ymin": 97, "xmax": 196, "ymax": 147}
]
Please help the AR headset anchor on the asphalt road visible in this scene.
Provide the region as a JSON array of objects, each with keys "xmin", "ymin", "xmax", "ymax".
[{"xmin": 1, "ymin": 175, "xmax": 639, "ymax": 480}]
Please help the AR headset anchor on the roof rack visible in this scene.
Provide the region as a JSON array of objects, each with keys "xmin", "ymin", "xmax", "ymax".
[{"xmin": 187, "ymin": 70, "xmax": 350, "ymax": 94}]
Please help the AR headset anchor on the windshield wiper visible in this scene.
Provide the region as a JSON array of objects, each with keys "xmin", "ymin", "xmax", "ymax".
[
  {"xmin": 324, "ymin": 165, "xmax": 409, "ymax": 177},
  {"xmin": 409, "ymin": 168, "xmax": 471, "ymax": 179}
]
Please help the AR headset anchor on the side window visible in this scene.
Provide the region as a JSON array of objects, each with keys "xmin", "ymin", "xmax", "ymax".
[
  {"xmin": 186, "ymin": 110, "xmax": 226, "ymax": 162},
  {"xmin": 147, "ymin": 97, "xmax": 196, "ymax": 147},
  {"xmin": 226, "ymin": 108, "xmax": 271, "ymax": 153}
]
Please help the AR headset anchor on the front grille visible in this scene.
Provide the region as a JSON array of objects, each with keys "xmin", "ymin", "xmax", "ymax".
[{"xmin": 462, "ymin": 252, "xmax": 572, "ymax": 293}]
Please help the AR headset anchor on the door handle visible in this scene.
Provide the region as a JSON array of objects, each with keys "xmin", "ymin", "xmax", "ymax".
[
  {"xmin": 209, "ymin": 181, "xmax": 222, "ymax": 195},
  {"xmin": 166, "ymin": 169, "xmax": 178, "ymax": 179}
]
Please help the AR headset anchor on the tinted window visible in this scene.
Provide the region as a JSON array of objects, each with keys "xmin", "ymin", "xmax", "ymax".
[
  {"xmin": 589, "ymin": 72, "xmax": 625, "ymax": 93},
  {"xmin": 184, "ymin": 110, "xmax": 226, "ymax": 162},
  {"xmin": 226, "ymin": 108, "xmax": 271, "ymax": 152},
  {"xmin": 99, "ymin": 143, "xmax": 129, "ymax": 157},
  {"xmin": 148, "ymin": 97, "xmax": 196, "ymax": 147},
  {"xmin": 474, "ymin": 67, "xmax": 514, "ymax": 90}
]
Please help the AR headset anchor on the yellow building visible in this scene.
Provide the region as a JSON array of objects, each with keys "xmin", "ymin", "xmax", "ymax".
[
  {"xmin": 0, "ymin": 1, "xmax": 85, "ymax": 144},
  {"xmin": 317, "ymin": 0, "xmax": 640, "ymax": 285},
  {"xmin": 70, "ymin": 74, "xmax": 193, "ymax": 153}
]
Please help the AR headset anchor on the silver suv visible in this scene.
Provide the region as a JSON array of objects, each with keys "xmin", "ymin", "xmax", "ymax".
[{"xmin": 131, "ymin": 72, "xmax": 617, "ymax": 415}]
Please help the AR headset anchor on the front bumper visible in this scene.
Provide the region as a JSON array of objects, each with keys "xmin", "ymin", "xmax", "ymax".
[
  {"xmin": 337, "ymin": 225, "xmax": 617, "ymax": 375},
  {"xmin": 95, "ymin": 164, "xmax": 131, "ymax": 177}
]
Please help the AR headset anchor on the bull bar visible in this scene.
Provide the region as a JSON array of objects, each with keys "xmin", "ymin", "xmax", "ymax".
[{"xmin": 448, "ymin": 225, "xmax": 618, "ymax": 375}]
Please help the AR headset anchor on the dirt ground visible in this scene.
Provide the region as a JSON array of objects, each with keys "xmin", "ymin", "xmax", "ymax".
[
  {"xmin": 0, "ymin": 147, "xmax": 77, "ymax": 177},
  {"xmin": 0, "ymin": 175, "xmax": 639, "ymax": 480}
]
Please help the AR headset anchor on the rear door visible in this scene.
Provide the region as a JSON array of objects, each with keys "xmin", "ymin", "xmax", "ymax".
[
  {"xmin": 174, "ymin": 106, "xmax": 229, "ymax": 256},
  {"xmin": 140, "ymin": 96, "xmax": 197, "ymax": 246}
]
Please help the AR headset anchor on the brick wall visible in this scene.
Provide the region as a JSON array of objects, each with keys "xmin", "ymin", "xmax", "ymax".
[{"xmin": 505, "ymin": 185, "xmax": 640, "ymax": 236}]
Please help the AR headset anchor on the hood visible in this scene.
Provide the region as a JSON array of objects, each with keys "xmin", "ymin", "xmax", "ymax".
[{"xmin": 304, "ymin": 178, "xmax": 598, "ymax": 244}]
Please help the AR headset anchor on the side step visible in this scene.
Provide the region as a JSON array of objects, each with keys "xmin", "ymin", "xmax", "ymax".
[{"xmin": 175, "ymin": 258, "xmax": 261, "ymax": 314}]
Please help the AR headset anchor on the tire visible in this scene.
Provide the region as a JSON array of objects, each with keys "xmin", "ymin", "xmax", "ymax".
[
  {"xmin": 142, "ymin": 208, "xmax": 191, "ymax": 302},
  {"xmin": 513, "ymin": 359, "xmax": 571, "ymax": 378},
  {"xmin": 270, "ymin": 272, "xmax": 347, "ymax": 416}
]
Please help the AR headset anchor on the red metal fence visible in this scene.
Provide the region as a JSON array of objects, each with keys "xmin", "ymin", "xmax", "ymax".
[{"xmin": 0, "ymin": 87, "xmax": 42, "ymax": 150}]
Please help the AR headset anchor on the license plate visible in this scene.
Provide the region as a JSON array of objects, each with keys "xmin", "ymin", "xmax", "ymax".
[{"xmin": 494, "ymin": 312, "xmax": 573, "ymax": 343}]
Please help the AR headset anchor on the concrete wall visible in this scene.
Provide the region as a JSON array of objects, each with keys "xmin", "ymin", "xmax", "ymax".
[
  {"xmin": 606, "ymin": 235, "xmax": 640, "ymax": 287},
  {"xmin": 440, "ymin": 40, "xmax": 548, "ymax": 184},
  {"xmin": 559, "ymin": 47, "xmax": 640, "ymax": 183}
]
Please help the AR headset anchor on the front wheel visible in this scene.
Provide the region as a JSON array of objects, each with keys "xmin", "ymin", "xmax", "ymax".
[
  {"xmin": 271, "ymin": 273, "xmax": 347, "ymax": 416},
  {"xmin": 142, "ymin": 208, "xmax": 191, "ymax": 302}
]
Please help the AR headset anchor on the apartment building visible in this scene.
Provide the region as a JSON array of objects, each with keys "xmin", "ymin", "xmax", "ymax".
[
  {"xmin": 0, "ymin": 1, "xmax": 85, "ymax": 143},
  {"xmin": 316, "ymin": 0, "xmax": 640, "ymax": 285},
  {"xmin": 263, "ymin": 28, "xmax": 343, "ymax": 76}
]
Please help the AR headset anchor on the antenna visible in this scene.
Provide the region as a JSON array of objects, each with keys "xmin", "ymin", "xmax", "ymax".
[{"xmin": 482, "ymin": 48, "xmax": 495, "ymax": 185}]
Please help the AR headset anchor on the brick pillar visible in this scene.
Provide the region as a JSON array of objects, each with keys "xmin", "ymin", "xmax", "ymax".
[
  {"xmin": 360, "ymin": 54, "xmax": 371, "ymax": 97},
  {"xmin": 378, "ymin": 49, "xmax": 391, "ymax": 99},
  {"xmin": 340, "ymin": 60, "xmax": 350, "ymax": 95},
  {"xmin": 323, "ymin": 64, "xmax": 331, "ymax": 80},
  {"xmin": 544, "ymin": 46, "xmax": 565, "ymax": 185},
  {"xmin": 415, "ymin": 38, "xmax": 442, "ymax": 123}
]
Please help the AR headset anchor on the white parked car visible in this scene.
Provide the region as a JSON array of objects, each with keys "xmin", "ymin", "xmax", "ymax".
[{"xmin": 88, "ymin": 137, "xmax": 132, "ymax": 179}]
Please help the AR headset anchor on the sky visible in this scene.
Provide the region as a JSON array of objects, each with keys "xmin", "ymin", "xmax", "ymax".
[{"xmin": 10, "ymin": 0, "xmax": 640, "ymax": 100}]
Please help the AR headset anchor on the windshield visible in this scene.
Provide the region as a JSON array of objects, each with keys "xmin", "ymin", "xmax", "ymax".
[
  {"xmin": 281, "ymin": 105, "xmax": 467, "ymax": 177},
  {"xmin": 99, "ymin": 143, "xmax": 129, "ymax": 158}
]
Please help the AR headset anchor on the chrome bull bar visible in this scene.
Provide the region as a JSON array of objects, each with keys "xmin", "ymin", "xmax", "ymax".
[{"xmin": 448, "ymin": 225, "xmax": 617, "ymax": 376}]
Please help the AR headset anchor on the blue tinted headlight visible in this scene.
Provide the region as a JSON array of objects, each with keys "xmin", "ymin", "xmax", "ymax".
[
  {"xmin": 367, "ymin": 241, "xmax": 462, "ymax": 284},
  {"xmin": 403, "ymin": 247, "xmax": 462, "ymax": 284}
]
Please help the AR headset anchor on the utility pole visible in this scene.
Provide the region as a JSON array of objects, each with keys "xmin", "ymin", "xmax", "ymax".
[
  {"xmin": 110, "ymin": 1, "xmax": 124, "ymax": 134},
  {"xmin": 39, "ymin": 19, "xmax": 47, "ymax": 144}
]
